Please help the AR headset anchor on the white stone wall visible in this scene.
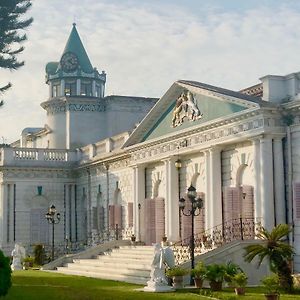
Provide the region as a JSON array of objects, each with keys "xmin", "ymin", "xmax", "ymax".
[
  {"xmin": 222, "ymin": 141, "xmax": 255, "ymax": 188},
  {"xmin": 145, "ymin": 163, "xmax": 165, "ymax": 199},
  {"xmin": 0, "ymin": 170, "xmax": 74, "ymax": 254}
]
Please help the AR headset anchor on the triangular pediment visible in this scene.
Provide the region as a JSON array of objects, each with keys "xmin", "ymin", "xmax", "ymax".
[{"xmin": 124, "ymin": 80, "xmax": 272, "ymax": 148}]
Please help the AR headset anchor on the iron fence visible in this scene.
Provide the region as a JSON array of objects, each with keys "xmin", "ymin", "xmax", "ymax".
[{"xmin": 171, "ymin": 217, "xmax": 262, "ymax": 265}]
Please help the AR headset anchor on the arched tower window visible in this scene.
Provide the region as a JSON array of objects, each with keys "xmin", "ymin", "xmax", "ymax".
[
  {"xmin": 65, "ymin": 80, "xmax": 76, "ymax": 96},
  {"xmin": 52, "ymin": 81, "xmax": 61, "ymax": 97},
  {"xmin": 81, "ymin": 80, "xmax": 92, "ymax": 96}
]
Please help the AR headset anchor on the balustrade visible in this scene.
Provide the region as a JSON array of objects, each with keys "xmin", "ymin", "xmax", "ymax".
[{"xmin": 172, "ymin": 217, "xmax": 262, "ymax": 265}]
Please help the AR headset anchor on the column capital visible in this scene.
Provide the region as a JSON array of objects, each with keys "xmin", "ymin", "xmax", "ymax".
[{"xmin": 209, "ymin": 145, "xmax": 222, "ymax": 154}]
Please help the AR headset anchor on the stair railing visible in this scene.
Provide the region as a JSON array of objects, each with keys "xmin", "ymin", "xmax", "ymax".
[{"xmin": 171, "ymin": 217, "xmax": 262, "ymax": 265}]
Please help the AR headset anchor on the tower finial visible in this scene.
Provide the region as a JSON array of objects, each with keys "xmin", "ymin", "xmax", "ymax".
[{"xmin": 72, "ymin": 22, "xmax": 76, "ymax": 27}]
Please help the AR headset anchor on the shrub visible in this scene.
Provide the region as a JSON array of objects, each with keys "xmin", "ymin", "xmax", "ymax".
[
  {"xmin": 34, "ymin": 244, "xmax": 46, "ymax": 265},
  {"xmin": 0, "ymin": 250, "xmax": 11, "ymax": 297},
  {"xmin": 166, "ymin": 266, "xmax": 188, "ymax": 277},
  {"xmin": 205, "ymin": 263, "xmax": 226, "ymax": 283},
  {"xmin": 261, "ymin": 274, "xmax": 280, "ymax": 295},
  {"xmin": 191, "ymin": 261, "xmax": 206, "ymax": 279}
]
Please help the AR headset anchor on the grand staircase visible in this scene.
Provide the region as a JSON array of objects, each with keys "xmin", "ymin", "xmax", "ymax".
[{"xmin": 55, "ymin": 245, "xmax": 154, "ymax": 285}]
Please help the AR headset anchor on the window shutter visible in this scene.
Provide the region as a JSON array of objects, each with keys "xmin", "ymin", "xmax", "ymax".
[
  {"xmin": 128, "ymin": 202, "xmax": 133, "ymax": 227},
  {"xmin": 144, "ymin": 198, "xmax": 156, "ymax": 245},
  {"xmin": 223, "ymin": 187, "xmax": 240, "ymax": 222},
  {"xmin": 181, "ymin": 194, "xmax": 192, "ymax": 243},
  {"xmin": 114, "ymin": 204, "xmax": 123, "ymax": 229},
  {"xmin": 98, "ymin": 206, "xmax": 105, "ymax": 231},
  {"xmin": 109, "ymin": 205, "xmax": 115, "ymax": 229},
  {"xmin": 194, "ymin": 192, "xmax": 205, "ymax": 234},
  {"xmin": 293, "ymin": 182, "xmax": 300, "ymax": 220},
  {"xmin": 242, "ymin": 185, "xmax": 254, "ymax": 218},
  {"xmin": 92, "ymin": 207, "xmax": 97, "ymax": 230},
  {"xmin": 155, "ymin": 197, "xmax": 165, "ymax": 243}
]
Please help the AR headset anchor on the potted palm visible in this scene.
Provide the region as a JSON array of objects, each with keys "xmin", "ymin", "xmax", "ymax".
[
  {"xmin": 224, "ymin": 261, "xmax": 243, "ymax": 287},
  {"xmin": 232, "ymin": 272, "xmax": 248, "ymax": 295},
  {"xmin": 261, "ymin": 274, "xmax": 280, "ymax": 300},
  {"xmin": 166, "ymin": 267, "xmax": 188, "ymax": 289},
  {"xmin": 191, "ymin": 261, "xmax": 206, "ymax": 288},
  {"xmin": 205, "ymin": 263, "xmax": 226, "ymax": 291}
]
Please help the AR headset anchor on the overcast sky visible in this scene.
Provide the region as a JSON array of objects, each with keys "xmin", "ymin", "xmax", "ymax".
[{"xmin": 2, "ymin": 0, "xmax": 300, "ymax": 143}]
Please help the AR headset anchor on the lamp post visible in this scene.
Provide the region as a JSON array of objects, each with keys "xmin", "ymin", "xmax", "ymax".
[
  {"xmin": 179, "ymin": 185, "xmax": 203, "ymax": 285},
  {"xmin": 45, "ymin": 205, "xmax": 61, "ymax": 261}
]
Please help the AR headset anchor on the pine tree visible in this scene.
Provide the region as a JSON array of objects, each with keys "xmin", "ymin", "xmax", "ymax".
[{"xmin": 0, "ymin": 0, "xmax": 33, "ymax": 106}]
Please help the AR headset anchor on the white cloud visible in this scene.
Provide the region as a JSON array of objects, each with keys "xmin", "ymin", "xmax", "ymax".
[{"xmin": 1, "ymin": 0, "xmax": 300, "ymax": 142}]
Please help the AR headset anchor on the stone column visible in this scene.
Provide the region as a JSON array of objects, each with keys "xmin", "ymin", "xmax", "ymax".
[
  {"xmin": 133, "ymin": 165, "xmax": 145, "ymax": 241},
  {"xmin": 0, "ymin": 183, "xmax": 8, "ymax": 246},
  {"xmin": 209, "ymin": 147, "xmax": 222, "ymax": 228},
  {"xmin": 252, "ymin": 138, "xmax": 261, "ymax": 220},
  {"xmin": 260, "ymin": 136, "xmax": 275, "ymax": 230},
  {"xmin": 76, "ymin": 79, "xmax": 81, "ymax": 95},
  {"xmin": 273, "ymin": 136, "xmax": 286, "ymax": 225},
  {"xmin": 92, "ymin": 80, "xmax": 96, "ymax": 96},
  {"xmin": 65, "ymin": 184, "xmax": 72, "ymax": 242},
  {"xmin": 204, "ymin": 150, "xmax": 211, "ymax": 230},
  {"xmin": 61, "ymin": 79, "xmax": 65, "ymax": 96},
  {"xmin": 164, "ymin": 158, "xmax": 179, "ymax": 242}
]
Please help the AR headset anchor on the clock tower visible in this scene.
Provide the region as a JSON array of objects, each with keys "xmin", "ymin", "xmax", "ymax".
[{"xmin": 41, "ymin": 23, "xmax": 107, "ymax": 149}]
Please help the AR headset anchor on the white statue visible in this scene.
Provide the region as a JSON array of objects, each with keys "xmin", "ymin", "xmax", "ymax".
[
  {"xmin": 144, "ymin": 243, "xmax": 175, "ymax": 292},
  {"xmin": 11, "ymin": 244, "xmax": 26, "ymax": 271}
]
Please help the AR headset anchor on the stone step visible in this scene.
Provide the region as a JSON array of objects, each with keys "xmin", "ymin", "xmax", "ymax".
[
  {"xmin": 55, "ymin": 245, "xmax": 155, "ymax": 285},
  {"xmin": 56, "ymin": 268, "xmax": 149, "ymax": 285},
  {"xmin": 101, "ymin": 252, "xmax": 153, "ymax": 259},
  {"xmin": 72, "ymin": 259, "xmax": 151, "ymax": 270},
  {"xmin": 65, "ymin": 263, "xmax": 150, "ymax": 277}
]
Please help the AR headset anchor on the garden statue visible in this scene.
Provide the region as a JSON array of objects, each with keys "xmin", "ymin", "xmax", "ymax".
[
  {"xmin": 11, "ymin": 243, "xmax": 26, "ymax": 270},
  {"xmin": 144, "ymin": 243, "xmax": 175, "ymax": 292}
]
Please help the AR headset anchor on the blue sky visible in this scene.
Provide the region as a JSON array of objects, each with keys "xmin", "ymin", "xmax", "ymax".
[{"xmin": 1, "ymin": 0, "xmax": 300, "ymax": 142}]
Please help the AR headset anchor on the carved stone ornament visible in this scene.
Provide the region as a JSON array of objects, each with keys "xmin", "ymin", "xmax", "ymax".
[{"xmin": 171, "ymin": 90, "xmax": 203, "ymax": 127}]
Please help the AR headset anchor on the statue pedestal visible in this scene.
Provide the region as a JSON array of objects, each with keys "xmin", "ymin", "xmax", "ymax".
[{"xmin": 143, "ymin": 282, "xmax": 174, "ymax": 293}]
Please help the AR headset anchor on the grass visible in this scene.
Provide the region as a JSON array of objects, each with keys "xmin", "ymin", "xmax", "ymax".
[{"xmin": 3, "ymin": 271, "xmax": 300, "ymax": 300}]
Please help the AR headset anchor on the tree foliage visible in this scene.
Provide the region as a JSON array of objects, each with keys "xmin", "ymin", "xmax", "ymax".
[
  {"xmin": 0, "ymin": 250, "xmax": 11, "ymax": 297},
  {"xmin": 0, "ymin": 0, "xmax": 33, "ymax": 105},
  {"xmin": 244, "ymin": 224, "xmax": 294, "ymax": 292}
]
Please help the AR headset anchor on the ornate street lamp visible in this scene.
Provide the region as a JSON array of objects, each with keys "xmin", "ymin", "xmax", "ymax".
[
  {"xmin": 45, "ymin": 205, "xmax": 61, "ymax": 261},
  {"xmin": 179, "ymin": 185, "xmax": 203, "ymax": 285}
]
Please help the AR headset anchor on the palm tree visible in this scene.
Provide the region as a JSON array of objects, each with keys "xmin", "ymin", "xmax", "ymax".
[{"xmin": 244, "ymin": 224, "xmax": 294, "ymax": 292}]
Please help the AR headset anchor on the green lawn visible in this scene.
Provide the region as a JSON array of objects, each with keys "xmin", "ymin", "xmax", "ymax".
[{"xmin": 3, "ymin": 270, "xmax": 300, "ymax": 300}]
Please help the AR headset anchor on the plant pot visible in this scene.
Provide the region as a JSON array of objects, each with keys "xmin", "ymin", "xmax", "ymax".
[
  {"xmin": 264, "ymin": 294, "xmax": 280, "ymax": 300},
  {"xmin": 209, "ymin": 281, "xmax": 222, "ymax": 291},
  {"xmin": 131, "ymin": 236, "xmax": 136, "ymax": 242},
  {"xmin": 194, "ymin": 278, "xmax": 203, "ymax": 288},
  {"xmin": 172, "ymin": 276, "xmax": 184, "ymax": 289},
  {"xmin": 235, "ymin": 287, "xmax": 245, "ymax": 296}
]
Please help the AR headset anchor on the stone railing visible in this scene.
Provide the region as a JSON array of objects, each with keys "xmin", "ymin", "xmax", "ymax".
[
  {"xmin": 79, "ymin": 132, "xmax": 129, "ymax": 163},
  {"xmin": 0, "ymin": 147, "xmax": 78, "ymax": 167}
]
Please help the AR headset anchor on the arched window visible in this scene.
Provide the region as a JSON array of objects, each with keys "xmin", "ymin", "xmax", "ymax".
[
  {"xmin": 81, "ymin": 80, "xmax": 92, "ymax": 96},
  {"xmin": 65, "ymin": 80, "xmax": 76, "ymax": 96}
]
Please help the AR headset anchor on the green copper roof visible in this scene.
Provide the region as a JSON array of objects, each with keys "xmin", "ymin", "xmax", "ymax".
[
  {"xmin": 58, "ymin": 23, "xmax": 94, "ymax": 73},
  {"xmin": 46, "ymin": 62, "xmax": 59, "ymax": 75}
]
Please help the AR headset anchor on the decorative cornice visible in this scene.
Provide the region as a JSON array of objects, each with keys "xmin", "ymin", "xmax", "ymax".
[{"xmin": 128, "ymin": 113, "xmax": 285, "ymax": 164}]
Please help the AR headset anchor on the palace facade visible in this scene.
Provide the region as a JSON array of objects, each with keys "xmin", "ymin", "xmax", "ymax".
[{"xmin": 1, "ymin": 24, "xmax": 300, "ymax": 271}]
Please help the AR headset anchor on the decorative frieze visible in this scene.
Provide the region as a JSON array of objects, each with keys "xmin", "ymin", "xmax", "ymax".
[{"xmin": 130, "ymin": 115, "xmax": 282, "ymax": 164}]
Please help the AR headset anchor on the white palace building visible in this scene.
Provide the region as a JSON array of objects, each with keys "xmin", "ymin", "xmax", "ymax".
[{"xmin": 1, "ymin": 24, "xmax": 300, "ymax": 274}]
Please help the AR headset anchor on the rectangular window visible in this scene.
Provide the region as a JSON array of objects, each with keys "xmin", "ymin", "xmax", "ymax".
[
  {"xmin": 95, "ymin": 84, "xmax": 101, "ymax": 98},
  {"xmin": 65, "ymin": 81, "xmax": 76, "ymax": 96},
  {"xmin": 81, "ymin": 81, "xmax": 92, "ymax": 96},
  {"xmin": 52, "ymin": 83, "xmax": 61, "ymax": 97}
]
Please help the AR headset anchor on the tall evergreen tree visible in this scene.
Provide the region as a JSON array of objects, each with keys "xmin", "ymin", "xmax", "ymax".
[{"xmin": 0, "ymin": 0, "xmax": 33, "ymax": 106}]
